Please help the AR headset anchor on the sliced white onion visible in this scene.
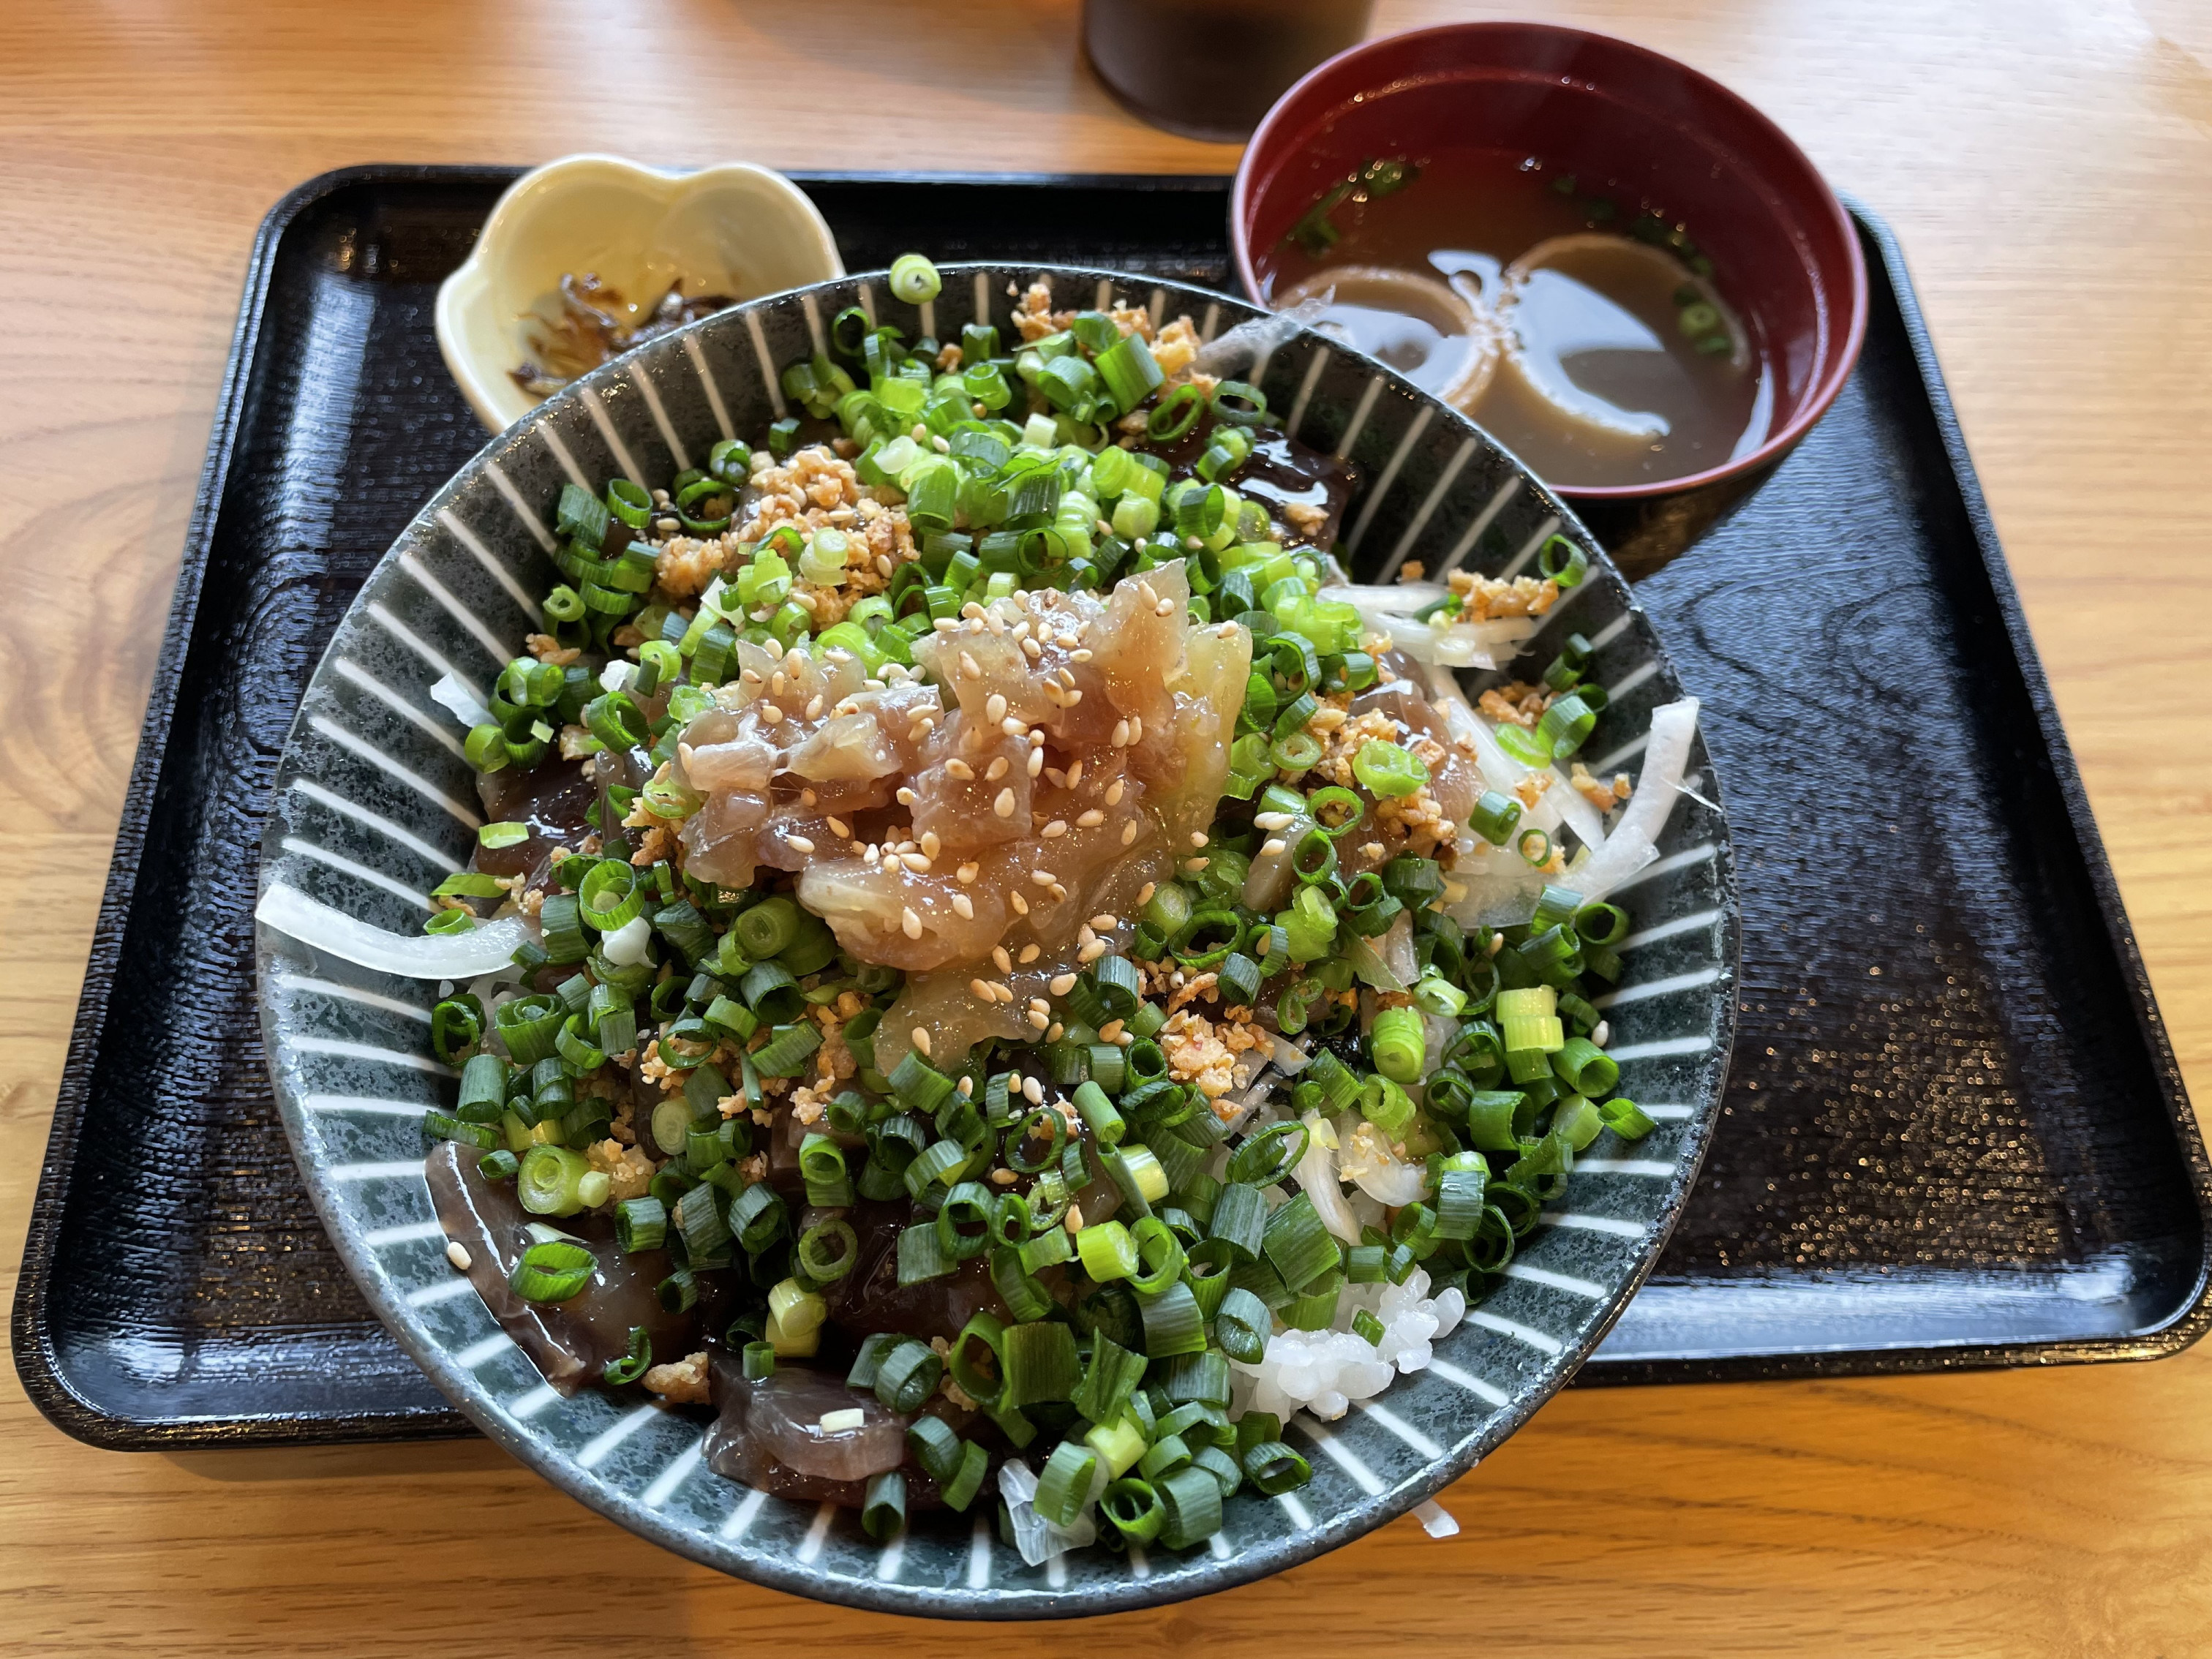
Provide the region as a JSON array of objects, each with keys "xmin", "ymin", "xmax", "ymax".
[
  {"xmin": 1570, "ymin": 697, "xmax": 1698, "ymax": 901},
  {"xmin": 1293, "ymin": 1111, "xmax": 1363, "ymax": 1244},
  {"xmin": 599, "ymin": 913, "xmax": 652, "ymax": 966},
  {"xmin": 1268, "ymin": 1032, "xmax": 1313, "ymax": 1073},
  {"xmin": 429, "ymin": 673, "xmax": 493, "ymax": 731},
  {"xmin": 1336, "ymin": 1114, "xmax": 1429, "ymax": 1207},
  {"xmin": 598, "ymin": 659, "xmax": 638, "ymax": 693},
  {"xmin": 256, "ymin": 881, "xmax": 524, "ymax": 979},
  {"xmin": 1429, "ymin": 667, "xmax": 1608, "ymax": 851}
]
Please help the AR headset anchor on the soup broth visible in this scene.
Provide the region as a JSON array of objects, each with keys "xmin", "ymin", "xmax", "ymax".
[{"xmin": 1261, "ymin": 153, "xmax": 1769, "ymax": 489}]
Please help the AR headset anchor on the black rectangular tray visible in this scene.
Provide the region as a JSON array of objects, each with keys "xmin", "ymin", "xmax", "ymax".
[{"xmin": 16, "ymin": 166, "xmax": 2208, "ymax": 1449}]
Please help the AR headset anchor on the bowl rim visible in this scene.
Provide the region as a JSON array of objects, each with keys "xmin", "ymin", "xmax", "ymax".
[
  {"xmin": 263, "ymin": 260, "xmax": 1739, "ymax": 1616},
  {"xmin": 432, "ymin": 151, "xmax": 845, "ymax": 434},
  {"xmin": 1229, "ymin": 19, "xmax": 1870, "ymax": 503}
]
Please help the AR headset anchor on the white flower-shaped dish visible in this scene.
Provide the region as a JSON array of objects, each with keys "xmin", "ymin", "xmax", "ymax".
[{"xmin": 435, "ymin": 154, "xmax": 843, "ymax": 432}]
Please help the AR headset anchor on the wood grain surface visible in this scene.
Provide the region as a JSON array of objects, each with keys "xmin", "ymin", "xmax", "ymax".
[{"xmin": 3, "ymin": 1, "xmax": 2210, "ymax": 1652}]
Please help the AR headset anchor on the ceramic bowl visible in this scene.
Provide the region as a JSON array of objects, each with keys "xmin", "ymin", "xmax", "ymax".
[
  {"xmin": 1232, "ymin": 21, "xmax": 1868, "ymax": 508},
  {"xmin": 256, "ymin": 265, "xmax": 1738, "ymax": 1616},
  {"xmin": 435, "ymin": 154, "xmax": 843, "ymax": 432}
]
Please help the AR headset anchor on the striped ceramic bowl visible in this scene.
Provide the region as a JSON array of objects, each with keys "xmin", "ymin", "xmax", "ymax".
[{"xmin": 255, "ymin": 265, "xmax": 1737, "ymax": 1615}]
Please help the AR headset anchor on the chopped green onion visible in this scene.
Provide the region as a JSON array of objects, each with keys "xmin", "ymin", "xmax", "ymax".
[
  {"xmin": 602, "ymin": 1325, "xmax": 652, "ymax": 1386},
  {"xmin": 1369, "ymin": 1004, "xmax": 1427, "ymax": 1083},
  {"xmin": 862, "ymin": 1470, "xmax": 906, "ymax": 1541},
  {"xmin": 888, "ymin": 254, "xmax": 941, "ymax": 304},
  {"xmin": 509, "ymin": 1237, "xmax": 593, "ymax": 1303},
  {"xmin": 1353, "ymin": 739, "xmax": 1429, "ymax": 798},
  {"xmin": 1036, "ymin": 1440, "xmax": 1099, "ymax": 1529},
  {"xmin": 1156, "ymin": 1464, "xmax": 1224, "ymax": 1549},
  {"xmin": 1077, "ymin": 1218, "xmax": 1139, "ymax": 1282},
  {"xmin": 1600, "ymin": 1097, "xmax": 1658, "ymax": 1140}
]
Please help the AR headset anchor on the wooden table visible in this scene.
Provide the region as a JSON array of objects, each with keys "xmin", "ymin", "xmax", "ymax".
[{"xmin": 4, "ymin": 1, "xmax": 2208, "ymax": 1650}]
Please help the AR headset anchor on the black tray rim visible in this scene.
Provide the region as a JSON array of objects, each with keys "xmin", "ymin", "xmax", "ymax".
[{"xmin": 15, "ymin": 163, "xmax": 2209, "ymax": 1454}]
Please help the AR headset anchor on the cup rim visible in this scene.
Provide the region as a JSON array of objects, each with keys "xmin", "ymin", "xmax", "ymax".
[{"xmin": 1230, "ymin": 20, "xmax": 1870, "ymax": 502}]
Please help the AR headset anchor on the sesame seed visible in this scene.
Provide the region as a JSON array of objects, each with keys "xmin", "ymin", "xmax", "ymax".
[
  {"xmin": 772, "ymin": 672, "xmax": 788, "ymax": 696},
  {"xmin": 1129, "ymin": 715, "xmax": 1143, "ymax": 743},
  {"xmin": 1138, "ymin": 581, "xmax": 1159, "ymax": 607},
  {"xmin": 912, "ymin": 1026, "xmax": 932, "ymax": 1056},
  {"xmin": 1022, "ymin": 636, "xmax": 1043, "ymax": 661},
  {"xmin": 958, "ymin": 1074, "xmax": 975, "ymax": 1096},
  {"xmin": 1184, "ymin": 857, "xmax": 1209, "ymax": 871},
  {"xmin": 1019, "ymin": 944, "xmax": 1041, "ymax": 963},
  {"xmin": 1001, "ymin": 716, "xmax": 1026, "ymax": 737},
  {"xmin": 1070, "ymin": 647, "xmax": 1093, "ymax": 663},
  {"xmin": 897, "ymin": 786, "xmax": 917, "ymax": 805},
  {"xmin": 1064, "ymin": 688, "xmax": 1083, "ymax": 706},
  {"xmin": 932, "ymin": 617, "xmax": 960, "ymax": 633},
  {"xmin": 1260, "ymin": 838, "xmax": 1287, "ymax": 856},
  {"xmin": 1079, "ymin": 940, "xmax": 1107, "ymax": 964},
  {"xmin": 1046, "ymin": 1020, "xmax": 1064, "ymax": 1041},
  {"xmin": 787, "ymin": 835, "xmax": 816, "ymax": 854},
  {"xmin": 1026, "ymin": 746, "xmax": 1045, "ymax": 778},
  {"xmin": 446, "ymin": 1241, "xmax": 472, "ymax": 1271},
  {"xmin": 933, "ymin": 435, "xmax": 952, "ymax": 454},
  {"xmin": 1028, "ymin": 998, "xmax": 1051, "ymax": 1015},
  {"xmin": 994, "ymin": 788, "xmax": 1017, "ymax": 819},
  {"xmin": 1011, "ymin": 892, "xmax": 1029, "ymax": 915},
  {"xmin": 970, "ymin": 977, "xmax": 994, "ymax": 1001},
  {"xmin": 1189, "ymin": 831, "xmax": 1208, "ymax": 849},
  {"xmin": 1077, "ymin": 809, "xmax": 1104, "ymax": 828},
  {"xmin": 985, "ymin": 692, "xmax": 1007, "ymax": 723},
  {"xmin": 1078, "ymin": 925, "xmax": 1096, "ymax": 948},
  {"xmin": 946, "ymin": 758, "xmax": 975, "ymax": 780},
  {"xmin": 826, "ymin": 816, "xmax": 851, "ymax": 839},
  {"xmin": 993, "ymin": 946, "xmax": 1013, "ymax": 974},
  {"xmin": 1041, "ymin": 820, "xmax": 1068, "ymax": 838},
  {"xmin": 1254, "ymin": 811, "xmax": 1292, "ymax": 831},
  {"xmin": 952, "ymin": 893, "xmax": 974, "ymax": 919},
  {"xmin": 1112, "ymin": 718, "xmax": 1131, "ymax": 747},
  {"xmin": 1183, "ymin": 535, "xmax": 1203, "ymax": 551},
  {"xmin": 1121, "ymin": 822, "xmax": 1139, "ymax": 846},
  {"xmin": 1154, "ymin": 598, "xmax": 1175, "ymax": 617},
  {"xmin": 900, "ymin": 851, "xmax": 931, "ymax": 873},
  {"xmin": 990, "ymin": 1167, "xmax": 1017, "ymax": 1185},
  {"xmin": 1106, "ymin": 780, "xmax": 1125, "ymax": 806},
  {"xmin": 1137, "ymin": 882, "xmax": 1156, "ymax": 906},
  {"xmin": 757, "ymin": 703, "xmax": 784, "ymax": 725},
  {"xmin": 1049, "ymin": 973, "xmax": 1078, "ymax": 996},
  {"xmin": 1026, "ymin": 1009, "xmax": 1051, "ymax": 1031},
  {"xmin": 1091, "ymin": 914, "xmax": 1118, "ymax": 931},
  {"xmin": 985, "ymin": 756, "xmax": 1009, "ymax": 782},
  {"xmin": 1066, "ymin": 760, "xmax": 1084, "ymax": 786},
  {"xmin": 805, "ymin": 695, "xmax": 824, "ymax": 721},
  {"xmin": 901, "ymin": 906, "xmax": 924, "ymax": 939},
  {"xmin": 876, "ymin": 554, "xmax": 895, "ymax": 577},
  {"xmin": 958, "ymin": 862, "xmax": 979, "ymax": 884},
  {"xmin": 1098, "ymin": 1018, "xmax": 1125, "ymax": 1041},
  {"xmin": 911, "ymin": 423, "xmax": 930, "ymax": 442},
  {"xmin": 864, "ymin": 844, "xmax": 881, "ymax": 865},
  {"xmin": 1254, "ymin": 930, "xmax": 1272, "ymax": 957},
  {"xmin": 1064, "ymin": 1202, "xmax": 1085, "ymax": 1233},
  {"xmin": 1030, "ymin": 870, "xmax": 1056, "ymax": 887}
]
